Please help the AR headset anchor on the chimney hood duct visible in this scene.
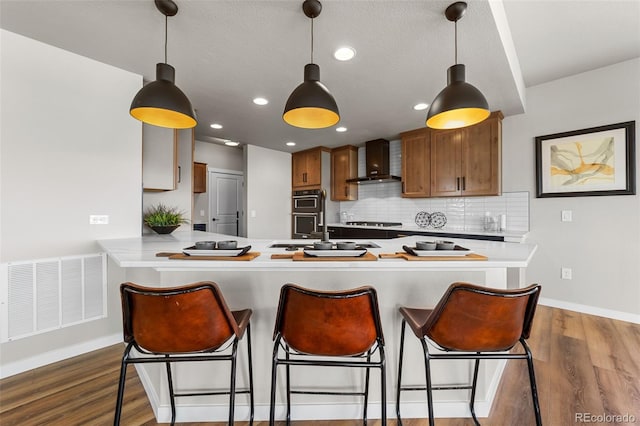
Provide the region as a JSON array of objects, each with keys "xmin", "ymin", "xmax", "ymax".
[{"xmin": 346, "ymin": 139, "xmax": 401, "ymax": 184}]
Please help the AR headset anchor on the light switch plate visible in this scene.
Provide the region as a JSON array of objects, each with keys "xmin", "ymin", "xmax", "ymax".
[
  {"xmin": 89, "ymin": 215, "xmax": 109, "ymax": 225},
  {"xmin": 561, "ymin": 210, "xmax": 572, "ymax": 222},
  {"xmin": 561, "ymin": 267, "xmax": 572, "ymax": 280}
]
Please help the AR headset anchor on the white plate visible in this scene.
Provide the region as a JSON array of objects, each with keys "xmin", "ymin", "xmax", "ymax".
[
  {"xmin": 409, "ymin": 247, "xmax": 473, "ymax": 257},
  {"xmin": 182, "ymin": 246, "xmax": 250, "ymax": 257},
  {"xmin": 304, "ymin": 249, "xmax": 367, "ymax": 257}
]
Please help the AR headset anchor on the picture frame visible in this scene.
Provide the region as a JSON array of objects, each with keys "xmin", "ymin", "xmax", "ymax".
[{"xmin": 535, "ymin": 121, "xmax": 636, "ymax": 198}]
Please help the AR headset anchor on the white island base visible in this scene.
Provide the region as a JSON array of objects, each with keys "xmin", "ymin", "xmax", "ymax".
[{"xmin": 100, "ymin": 232, "xmax": 537, "ymax": 423}]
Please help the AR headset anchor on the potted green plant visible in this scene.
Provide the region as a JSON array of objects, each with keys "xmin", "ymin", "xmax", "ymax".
[{"xmin": 143, "ymin": 203, "xmax": 189, "ymax": 234}]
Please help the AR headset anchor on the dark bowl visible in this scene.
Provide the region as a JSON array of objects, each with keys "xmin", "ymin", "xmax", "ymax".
[
  {"xmin": 217, "ymin": 240, "xmax": 238, "ymax": 249},
  {"xmin": 149, "ymin": 225, "xmax": 179, "ymax": 234},
  {"xmin": 436, "ymin": 240, "xmax": 455, "ymax": 250},
  {"xmin": 416, "ymin": 241, "xmax": 437, "ymax": 250},
  {"xmin": 195, "ymin": 240, "xmax": 216, "ymax": 250},
  {"xmin": 336, "ymin": 241, "xmax": 357, "ymax": 250},
  {"xmin": 313, "ymin": 241, "xmax": 333, "ymax": 250}
]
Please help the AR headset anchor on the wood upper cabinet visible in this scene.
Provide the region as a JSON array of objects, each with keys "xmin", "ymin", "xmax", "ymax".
[
  {"xmin": 193, "ymin": 162, "xmax": 207, "ymax": 193},
  {"xmin": 431, "ymin": 111, "xmax": 503, "ymax": 197},
  {"xmin": 330, "ymin": 145, "xmax": 358, "ymax": 201},
  {"xmin": 142, "ymin": 125, "xmax": 177, "ymax": 191},
  {"xmin": 401, "ymin": 128, "xmax": 431, "ymax": 198},
  {"xmin": 292, "ymin": 147, "xmax": 323, "ymax": 189}
]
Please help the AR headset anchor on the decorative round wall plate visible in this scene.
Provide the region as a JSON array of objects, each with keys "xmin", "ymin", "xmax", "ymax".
[
  {"xmin": 430, "ymin": 212, "xmax": 447, "ymax": 228},
  {"xmin": 415, "ymin": 211, "xmax": 431, "ymax": 228}
]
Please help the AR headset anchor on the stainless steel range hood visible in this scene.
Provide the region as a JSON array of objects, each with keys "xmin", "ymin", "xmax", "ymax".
[{"xmin": 346, "ymin": 139, "xmax": 401, "ymax": 184}]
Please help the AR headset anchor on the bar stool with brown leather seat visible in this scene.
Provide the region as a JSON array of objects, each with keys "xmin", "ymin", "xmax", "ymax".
[
  {"xmin": 114, "ymin": 281, "xmax": 254, "ymax": 426},
  {"xmin": 396, "ymin": 282, "xmax": 542, "ymax": 426},
  {"xmin": 269, "ymin": 283, "xmax": 386, "ymax": 425}
]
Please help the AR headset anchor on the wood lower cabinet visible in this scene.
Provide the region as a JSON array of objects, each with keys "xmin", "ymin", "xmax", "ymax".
[
  {"xmin": 401, "ymin": 128, "xmax": 431, "ymax": 198},
  {"xmin": 431, "ymin": 111, "xmax": 503, "ymax": 197},
  {"xmin": 193, "ymin": 162, "xmax": 207, "ymax": 193},
  {"xmin": 331, "ymin": 145, "xmax": 358, "ymax": 201},
  {"xmin": 292, "ymin": 147, "xmax": 323, "ymax": 189}
]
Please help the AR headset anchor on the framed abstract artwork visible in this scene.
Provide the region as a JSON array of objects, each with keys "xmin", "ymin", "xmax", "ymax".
[{"xmin": 535, "ymin": 121, "xmax": 635, "ymax": 198}]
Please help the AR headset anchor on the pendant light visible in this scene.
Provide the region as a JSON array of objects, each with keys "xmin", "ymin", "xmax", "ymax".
[
  {"xmin": 130, "ymin": 0, "xmax": 197, "ymax": 129},
  {"xmin": 426, "ymin": 1, "xmax": 489, "ymax": 130},
  {"xmin": 283, "ymin": 0, "xmax": 340, "ymax": 129}
]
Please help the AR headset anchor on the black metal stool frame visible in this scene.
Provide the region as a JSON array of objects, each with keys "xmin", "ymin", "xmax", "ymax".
[
  {"xmin": 396, "ymin": 322, "xmax": 541, "ymax": 425},
  {"xmin": 113, "ymin": 283, "xmax": 254, "ymax": 426},
  {"xmin": 395, "ymin": 283, "xmax": 542, "ymax": 426},
  {"xmin": 268, "ymin": 284, "xmax": 387, "ymax": 425}
]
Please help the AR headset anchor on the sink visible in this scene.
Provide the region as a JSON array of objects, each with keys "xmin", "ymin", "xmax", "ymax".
[{"xmin": 269, "ymin": 241, "xmax": 380, "ymax": 249}]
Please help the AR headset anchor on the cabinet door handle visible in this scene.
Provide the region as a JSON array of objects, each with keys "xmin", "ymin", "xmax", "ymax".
[
  {"xmin": 456, "ymin": 177, "xmax": 460, "ymax": 190},
  {"xmin": 344, "ymin": 186, "xmax": 348, "ymax": 197},
  {"xmin": 303, "ymin": 172, "xmax": 307, "ymax": 183},
  {"xmin": 402, "ymin": 182, "xmax": 405, "ymax": 193},
  {"xmin": 462, "ymin": 176, "xmax": 466, "ymax": 191}
]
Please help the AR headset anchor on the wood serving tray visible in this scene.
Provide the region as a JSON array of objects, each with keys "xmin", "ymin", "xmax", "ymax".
[
  {"xmin": 155, "ymin": 252, "xmax": 261, "ymax": 261},
  {"xmin": 271, "ymin": 252, "xmax": 378, "ymax": 261},
  {"xmin": 378, "ymin": 252, "xmax": 488, "ymax": 261}
]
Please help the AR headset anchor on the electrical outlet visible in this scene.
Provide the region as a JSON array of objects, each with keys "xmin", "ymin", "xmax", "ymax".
[
  {"xmin": 561, "ymin": 210, "xmax": 572, "ymax": 222},
  {"xmin": 561, "ymin": 267, "xmax": 572, "ymax": 280},
  {"xmin": 89, "ymin": 215, "xmax": 109, "ymax": 225}
]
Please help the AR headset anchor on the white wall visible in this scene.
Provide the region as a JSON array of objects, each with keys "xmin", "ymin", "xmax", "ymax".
[
  {"xmin": 0, "ymin": 30, "xmax": 142, "ymax": 372},
  {"xmin": 245, "ymin": 145, "xmax": 291, "ymax": 239},
  {"xmin": 503, "ymin": 58, "xmax": 640, "ymax": 318},
  {"xmin": 194, "ymin": 140, "xmax": 244, "ymax": 171}
]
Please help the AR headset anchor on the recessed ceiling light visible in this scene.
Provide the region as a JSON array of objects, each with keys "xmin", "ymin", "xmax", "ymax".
[
  {"xmin": 336, "ymin": 126, "xmax": 347, "ymax": 132},
  {"xmin": 253, "ymin": 97, "xmax": 269, "ymax": 106},
  {"xmin": 224, "ymin": 140, "xmax": 240, "ymax": 147},
  {"xmin": 334, "ymin": 46, "xmax": 356, "ymax": 61},
  {"xmin": 286, "ymin": 141, "xmax": 296, "ymax": 147},
  {"xmin": 210, "ymin": 123, "xmax": 223, "ymax": 129},
  {"xmin": 413, "ymin": 103, "xmax": 429, "ymax": 111}
]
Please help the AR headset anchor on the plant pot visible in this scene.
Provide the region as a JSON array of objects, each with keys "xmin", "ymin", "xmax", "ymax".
[{"xmin": 149, "ymin": 225, "xmax": 179, "ymax": 234}]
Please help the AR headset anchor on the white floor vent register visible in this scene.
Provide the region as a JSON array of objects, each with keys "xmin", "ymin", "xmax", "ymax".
[{"xmin": 0, "ymin": 253, "xmax": 107, "ymax": 342}]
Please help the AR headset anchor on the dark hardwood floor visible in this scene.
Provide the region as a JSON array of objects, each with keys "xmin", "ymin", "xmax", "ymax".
[{"xmin": 1, "ymin": 306, "xmax": 639, "ymax": 425}]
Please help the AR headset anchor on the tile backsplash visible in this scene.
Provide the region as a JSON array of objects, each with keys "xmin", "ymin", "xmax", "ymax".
[{"xmin": 336, "ymin": 141, "xmax": 530, "ymax": 233}]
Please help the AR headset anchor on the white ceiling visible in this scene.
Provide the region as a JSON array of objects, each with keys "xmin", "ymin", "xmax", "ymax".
[{"xmin": 2, "ymin": 0, "xmax": 639, "ymax": 152}]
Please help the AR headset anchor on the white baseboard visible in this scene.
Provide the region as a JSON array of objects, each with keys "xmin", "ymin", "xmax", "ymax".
[
  {"xmin": 539, "ymin": 297, "xmax": 640, "ymax": 324},
  {"xmin": 0, "ymin": 333, "xmax": 122, "ymax": 379}
]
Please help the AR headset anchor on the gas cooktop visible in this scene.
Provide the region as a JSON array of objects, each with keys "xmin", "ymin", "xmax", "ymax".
[{"xmin": 345, "ymin": 221, "xmax": 402, "ymax": 227}]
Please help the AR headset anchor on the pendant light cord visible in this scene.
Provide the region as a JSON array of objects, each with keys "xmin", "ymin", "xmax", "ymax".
[
  {"xmin": 310, "ymin": 17, "xmax": 314, "ymax": 64},
  {"xmin": 164, "ymin": 14, "xmax": 168, "ymax": 64},
  {"xmin": 454, "ymin": 19, "xmax": 458, "ymax": 65}
]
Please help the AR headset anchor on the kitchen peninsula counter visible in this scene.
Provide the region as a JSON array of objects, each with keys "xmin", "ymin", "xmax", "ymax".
[
  {"xmin": 98, "ymin": 231, "xmax": 537, "ymax": 423},
  {"xmin": 99, "ymin": 231, "xmax": 536, "ymax": 270}
]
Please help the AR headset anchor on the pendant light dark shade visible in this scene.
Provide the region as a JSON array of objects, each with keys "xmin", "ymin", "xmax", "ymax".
[
  {"xmin": 283, "ymin": 0, "xmax": 340, "ymax": 129},
  {"xmin": 130, "ymin": 63, "xmax": 197, "ymax": 129},
  {"xmin": 426, "ymin": 64, "xmax": 489, "ymax": 129},
  {"xmin": 129, "ymin": 0, "xmax": 197, "ymax": 129},
  {"xmin": 426, "ymin": 2, "xmax": 489, "ymax": 130},
  {"xmin": 283, "ymin": 63, "xmax": 340, "ymax": 129}
]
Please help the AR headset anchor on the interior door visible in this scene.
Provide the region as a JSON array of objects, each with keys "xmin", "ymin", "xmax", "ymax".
[{"xmin": 209, "ymin": 171, "xmax": 244, "ymax": 236}]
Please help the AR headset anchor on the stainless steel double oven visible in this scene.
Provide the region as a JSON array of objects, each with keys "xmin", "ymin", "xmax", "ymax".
[{"xmin": 292, "ymin": 189, "xmax": 323, "ymax": 238}]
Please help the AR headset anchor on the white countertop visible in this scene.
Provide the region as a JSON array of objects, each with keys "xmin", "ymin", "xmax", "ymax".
[{"xmin": 98, "ymin": 231, "xmax": 537, "ymax": 271}]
